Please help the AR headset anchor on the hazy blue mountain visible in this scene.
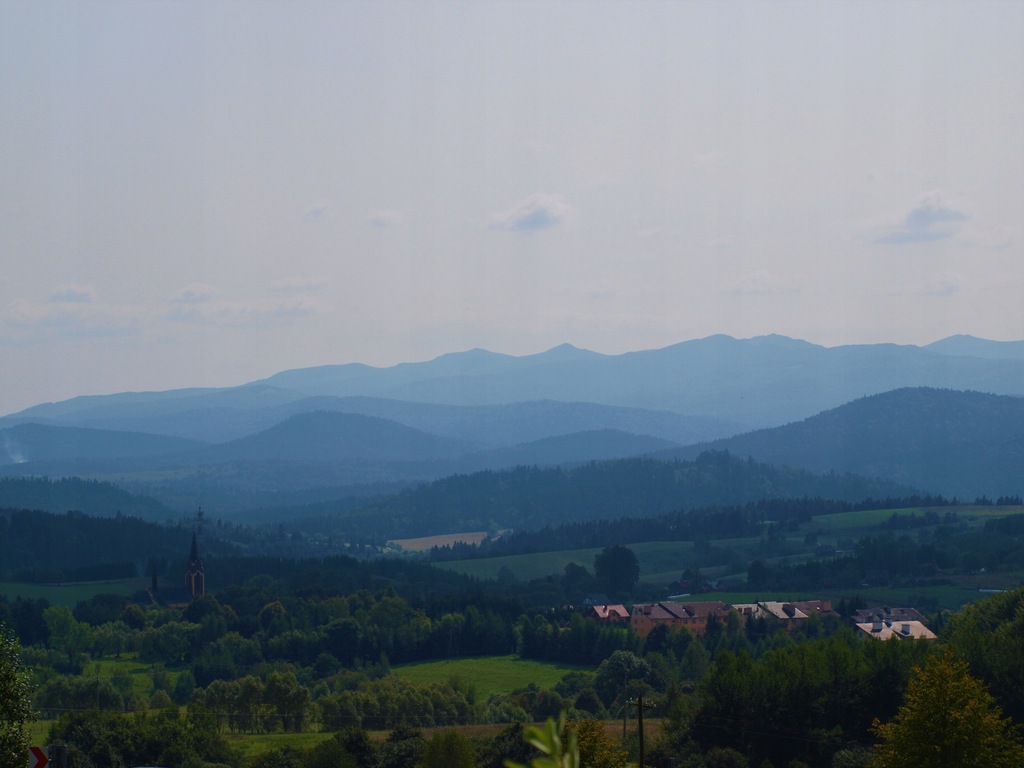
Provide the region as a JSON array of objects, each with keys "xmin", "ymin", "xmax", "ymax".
[
  {"xmin": 330, "ymin": 398, "xmax": 735, "ymax": 447},
  {"xmin": 0, "ymin": 476, "xmax": 175, "ymax": 521},
  {"xmin": 924, "ymin": 335, "xmax": 1024, "ymax": 361},
  {"xmin": 0, "ymin": 392, "xmax": 741, "ymax": 447},
  {"xmin": 659, "ymin": 388, "xmax": 1024, "ymax": 499},
  {"xmin": 1, "ymin": 384, "xmax": 309, "ymax": 442},
  {"xmin": 320, "ymin": 451, "xmax": 920, "ymax": 538},
  {"xmin": 455, "ymin": 428, "xmax": 679, "ymax": 471},
  {"xmin": 246, "ymin": 335, "xmax": 1024, "ymax": 428},
  {"xmin": 5, "ymin": 335, "xmax": 1024, "ymax": 437},
  {"xmin": 3, "ymin": 335, "xmax": 1024, "ymax": 511},
  {"xmin": 0, "ymin": 423, "xmax": 206, "ymax": 466},
  {"xmin": 195, "ymin": 411, "xmax": 476, "ymax": 462},
  {"xmin": 0, "ymin": 420, "xmax": 685, "ymax": 512}
]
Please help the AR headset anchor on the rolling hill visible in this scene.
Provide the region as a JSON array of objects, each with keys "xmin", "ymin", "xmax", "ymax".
[
  {"xmin": 659, "ymin": 388, "xmax": 1024, "ymax": 499},
  {"xmin": 299, "ymin": 450, "xmax": 920, "ymax": 539},
  {"xmin": 0, "ymin": 422, "xmax": 206, "ymax": 465},
  {"xmin": 3, "ymin": 335, "xmax": 1023, "ymax": 516}
]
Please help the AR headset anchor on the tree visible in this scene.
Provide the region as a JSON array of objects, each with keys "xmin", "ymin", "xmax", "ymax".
[
  {"xmin": 869, "ymin": 651, "xmax": 1024, "ymax": 768},
  {"xmin": 1, "ymin": 623, "xmax": 35, "ymax": 768},
  {"xmin": 420, "ymin": 730, "xmax": 476, "ymax": 768},
  {"xmin": 594, "ymin": 650, "xmax": 651, "ymax": 708},
  {"xmin": 567, "ymin": 719, "xmax": 627, "ymax": 768},
  {"xmin": 593, "ymin": 545, "xmax": 640, "ymax": 595},
  {"xmin": 504, "ymin": 713, "xmax": 579, "ymax": 768},
  {"xmin": 43, "ymin": 605, "xmax": 91, "ymax": 663}
]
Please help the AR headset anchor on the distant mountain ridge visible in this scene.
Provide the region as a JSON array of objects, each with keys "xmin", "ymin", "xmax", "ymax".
[
  {"xmin": 659, "ymin": 388, "xmax": 1024, "ymax": 499},
  {"xmin": 2, "ymin": 334, "xmax": 1023, "ymax": 513},
  {"xmin": 6, "ymin": 334, "xmax": 1024, "ymax": 440}
]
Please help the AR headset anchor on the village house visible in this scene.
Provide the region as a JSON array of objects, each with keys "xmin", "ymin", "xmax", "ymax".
[
  {"xmin": 587, "ymin": 604, "xmax": 630, "ymax": 623},
  {"xmin": 855, "ymin": 619, "xmax": 937, "ymax": 641},
  {"xmin": 630, "ymin": 601, "xmax": 730, "ymax": 638},
  {"xmin": 851, "ymin": 606, "xmax": 927, "ymax": 625},
  {"xmin": 730, "ymin": 599, "xmax": 836, "ymax": 631}
]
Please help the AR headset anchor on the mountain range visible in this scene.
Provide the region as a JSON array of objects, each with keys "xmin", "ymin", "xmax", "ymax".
[{"xmin": 1, "ymin": 334, "xmax": 1022, "ymax": 517}]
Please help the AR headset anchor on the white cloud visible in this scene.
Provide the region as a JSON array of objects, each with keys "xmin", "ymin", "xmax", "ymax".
[
  {"xmin": 165, "ymin": 295, "xmax": 319, "ymax": 327},
  {"xmin": 916, "ymin": 273, "xmax": 962, "ymax": 297},
  {"xmin": 170, "ymin": 283, "xmax": 221, "ymax": 304},
  {"xmin": 269, "ymin": 278, "xmax": 327, "ymax": 295},
  {"xmin": 727, "ymin": 270, "xmax": 797, "ymax": 296},
  {"xmin": 874, "ymin": 195, "xmax": 969, "ymax": 245},
  {"xmin": 50, "ymin": 284, "xmax": 97, "ymax": 304},
  {"xmin": 4, "ymin": 297, "xmax": 141, "ymax": 338},
  {"xmin": 488, "ymin": 194, "xmax": 572, "ymax": 232},
  {"xmin": 303, "ymin": 201, "xmax": 330, "ymax": 223},
  {"xmin": 367, "ymin": 209, "xmax": 402, "ymax": 229}
]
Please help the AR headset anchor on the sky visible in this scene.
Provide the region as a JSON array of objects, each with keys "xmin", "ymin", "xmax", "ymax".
[{"xmin": 2, "ymin": 0, "xmax": 1023, "ymax": 416}]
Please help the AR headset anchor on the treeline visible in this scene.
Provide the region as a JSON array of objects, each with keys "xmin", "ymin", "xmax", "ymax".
[
  {"xmin": 749, "ymin": 512, "xmax": 1024, "ymax": 597},
  {"xmin": 309, "ymin": 451, "xmax": 917, "ymax": 541},
  {"xmin": 0, "ymin": 476, "xmax": 172, "ymax": 519},
  {"xmin": 0, "ymin": 507, "xmax": 241, "ymax": 580},
  {"xmin": 9, "ymin": 556, "xmax": 1024, "ymax": 767},
  {"xmin": 427, "ymin": 494, "xmax": 966, "ymax": 562}
]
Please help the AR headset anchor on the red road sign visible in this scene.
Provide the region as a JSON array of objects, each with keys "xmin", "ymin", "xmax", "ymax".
[{"xmin": 29, "ymin": 746, "xmax": 48, "ymax": 768}]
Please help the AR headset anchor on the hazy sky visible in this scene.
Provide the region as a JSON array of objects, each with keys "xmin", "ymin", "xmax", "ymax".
[{"xmin": 2, "ymin": 1, "xmax": 1023, "ymax": 415}]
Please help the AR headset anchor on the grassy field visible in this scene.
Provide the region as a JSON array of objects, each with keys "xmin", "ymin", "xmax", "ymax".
[
  {"xmin": 434, "ymin": 540, "xmax": 705, "ymax": 584},
  {"xmin": 392, "ymin": 654, "xmax": 589, "ymax": 700},
  {"xmin": 810, "ymin": 505, "xmax": 1024, "ymax": 531},
  {"xmin": 0, "ymin": 578, "xmax": 145, "ymax": 607},
  {"xmin": 223, "ymin": 718, "xmax": 659, "ymax": 759},
  {"xmin": 224, "ymin": 731, "xmax": 332, "ymax": 760},
  {"xmin": 390, "ymin": 531, "xmax": 489, "ymax": 552},
  {"xmin": 434, "ymin": 506, "xmax": 1024, "ymax": 586},
  {"xmin": 82, "ymin": 655, "xmax": 190, "ymax": 696}
]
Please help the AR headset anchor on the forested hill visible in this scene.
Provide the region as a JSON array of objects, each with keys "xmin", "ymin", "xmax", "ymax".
[
  {"xmin": 0, "ymin": 476, "xmax": 174, "ymax": 521},
  {"xmin": 316, "ymin": 451, "xmax": 918, "ymax": 539},
  {"xmin": 0, "ymin": 508, "xmax": 236, "ymax": 581},
  {"xmin": 659, "ymin": 388, "xmax": 1024, "ymax": 498}
]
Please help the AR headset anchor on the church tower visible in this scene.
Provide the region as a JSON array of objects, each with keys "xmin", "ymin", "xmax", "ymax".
[{"xmin": 185, "ymin": 532, "xmax": 205, "ymax": 598}]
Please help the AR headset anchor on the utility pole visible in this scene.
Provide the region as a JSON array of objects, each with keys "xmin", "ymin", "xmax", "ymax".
[
  {"xmin": 627, "ymin": 694, "xmax": 656, "ymax": 768},
  {"xmin": 622, "ymin": 668, "xmax": 629, "ymax": 738}
]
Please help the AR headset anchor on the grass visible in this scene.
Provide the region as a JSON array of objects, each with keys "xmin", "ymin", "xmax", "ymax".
[
  {"xmin": 0, "ymin": 578, "xmax": 145, "ymax": 608},
  {"xmin": 810, "ymin": 505, "xmax": 1024, "ymax": 532},
  {"xmin": 392, "ymin": 654, "xmax": 589, "ymax": 700},
  {"xmin": 435, "ymin": 506, "xmax": 1024, "ymax": 589},
  {"xmin": 27, "ymin": 719, "xmax": 55, "ymax": 746},
  {"xmin": 434, "ymin": 548, "xmax": 603, "ymax": 582},
  {"xmin": 224, "ymin": 731, "xmax": 333, "ymax": 759},
  {"xmin": 434, "ymin": 541, "xmax": 705, "ymax": 583},
  {"xmin": 223, "ymin": 718, "xmax": 655, "ymax": 758},
  {"xmin": 389, "ymin": 531, "xmax": 489, "ymax": 552},
  {"xmin": 81, "ymin": 656, "xmax": 189, "ymax": 697}
]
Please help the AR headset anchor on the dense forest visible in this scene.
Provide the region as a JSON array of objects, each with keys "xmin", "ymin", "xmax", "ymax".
[
  {"xmin": 3, "ymin": 471, "xmax": 1024, "ymax": 767},
  {"xmin": 4, "ymin": 558, "xmax": 1024, "ymax": 767},
  {"xmin": 287, "ymin": 451, "xmax": 918, "ymax": 541}
]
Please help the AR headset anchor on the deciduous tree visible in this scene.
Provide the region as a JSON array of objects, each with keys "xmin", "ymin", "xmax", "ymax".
[
  {"xmin": 0, "ymin": 623, "xmax": 34, "ymax": 768},
  {"xmin": 594, "ymin": 545, "xmax": 640, "ymax": 595},
  {"xmin": 870, "ymin": 651, "xmax": 1024, "ymax": 768}
]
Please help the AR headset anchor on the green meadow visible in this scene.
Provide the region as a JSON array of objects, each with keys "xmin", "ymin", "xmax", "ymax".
[
  {"xmin": 0, "ymin": 578, "xmax": 144, "ymax": 607},
  {"xmin": 434, "ymin": 540, "xmax": 703, "ymax": 584},
  {"xmin": 224, "ymin": 731, "xmax": 332, "ymax": 760},
  {"xmin": 392, "ymin": 654, "xmax": 588, "ymax": 700}
]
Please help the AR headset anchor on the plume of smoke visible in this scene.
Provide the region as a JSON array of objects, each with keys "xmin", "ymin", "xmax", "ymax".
[{"xmin": 3, "ymin": 433, "xmax": 27, "ymax": 464}]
